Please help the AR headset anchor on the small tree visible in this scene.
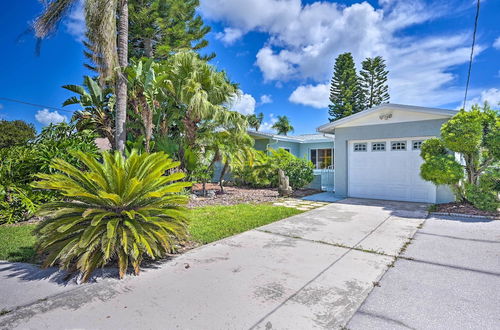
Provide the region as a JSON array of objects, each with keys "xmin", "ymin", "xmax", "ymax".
[
  {"xmin": 272, "ymin": 115, "xmax": 294, "ymax": 135},
  {"xmin": 420, "ymin": 104, "xmax": 499, "ymax": 211},
  {"xmin": 0, "ymin": 120, "xmax": 36, "ymax": 148},
  {"xmin": 359, "ymin": 56, "xmax": 390, "ymax": 109},
  {"xmin": 328, "ymin": 52, "xmax": 363, "ymax": 121}
]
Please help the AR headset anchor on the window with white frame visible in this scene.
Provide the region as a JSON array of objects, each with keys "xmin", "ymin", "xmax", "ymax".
[
  {"xmin": 353, "ymin": 143, "xmax": 367, "ymax": 152},
  {"xmin": 412, "ymin": 140, "xmax": 423, "ymax": 150},
  {"xmin": 371, "ymin": 142, "xmax": 386, "ymax": 151},
  {"xmin": 310, "ymin": 148, "xmax": 333, "ymax": 169},
  {"xmin": 391, "ymin": 141, "xmax": 407, "ymax": 151}
]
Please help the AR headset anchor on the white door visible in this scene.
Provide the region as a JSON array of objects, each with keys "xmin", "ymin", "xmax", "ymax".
[{"xmin": 347, "ymin": 138, "xmax": 436, "ymax": 203}]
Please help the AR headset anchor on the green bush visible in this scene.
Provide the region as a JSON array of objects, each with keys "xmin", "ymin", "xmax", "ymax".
[
  {"xmin": 269, "ymin": 149, "xmax": 314, "ymax": 189},
  {"xmin": 0, "ymin": 123, "xmax": 99, "ymax": 224},
  {"xmin": 464, "ymin": 183, "xmax": 499, "ymax": 212},
  {"xmin": 33, "ymin": 150, "xmax": 191, "ymax": 281},
  {"xmin": 232, "ymin": 149, "xmax": 314, "ymax": 189},
  {"xmin": 0, "ymin": 120, "xmax": 36, "ymax": 148}
]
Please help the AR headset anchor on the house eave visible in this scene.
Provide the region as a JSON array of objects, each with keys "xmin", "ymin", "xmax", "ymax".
[{"xmin": 317, "ymin": 103, "xmax": 458, "ymax": 133}]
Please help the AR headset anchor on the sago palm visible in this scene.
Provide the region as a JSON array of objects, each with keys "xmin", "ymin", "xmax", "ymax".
[{"xmin": 32, "ymin": 150, "xmax": 191, "ymax": 281}]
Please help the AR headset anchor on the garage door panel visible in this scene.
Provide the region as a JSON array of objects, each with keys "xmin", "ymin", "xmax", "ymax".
[{"xmin": 348, "ymin": 139, "xmax": 436, "ymax": 203}]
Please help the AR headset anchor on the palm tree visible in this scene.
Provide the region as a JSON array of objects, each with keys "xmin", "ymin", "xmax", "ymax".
[
  {"xmin": 63, "ymin": 76, "xmax": 115, "ymax": 146},
  {"xmin": 247, "ymin": 112, "xmax": 264, "ymax": 131},
  {"xmin": 34, "ymin": 0, "xmax": 129, "ymax": 152},
  {"xmin": 159, "ymin": 52, "xmax": 246, "ymax": 159},
  {"xmin": 272, "ymin": 115, "xmax": 294, "ymax": 135}
]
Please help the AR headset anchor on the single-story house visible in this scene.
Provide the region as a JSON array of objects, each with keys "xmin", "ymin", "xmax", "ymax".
[{"xmin": 248, "ymin": 103, "xmax": 458, "ymax": 204}]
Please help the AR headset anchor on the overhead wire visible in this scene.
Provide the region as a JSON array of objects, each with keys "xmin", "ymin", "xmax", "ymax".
[
  {"xmin": 0, "ymin": 96, "xmax": 74, "ymax": 113},
  {"xmin": 462, "ymin": 0, "xmax": 481, "ymax": 110}
]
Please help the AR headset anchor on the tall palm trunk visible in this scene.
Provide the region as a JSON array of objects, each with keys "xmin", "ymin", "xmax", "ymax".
[{"xmin": 115, "ymin": 0, "xmax": 129, "ymax": 153}]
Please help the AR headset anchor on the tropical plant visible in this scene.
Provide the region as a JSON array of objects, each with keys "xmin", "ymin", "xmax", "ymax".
[
  {"xmin": 0, "ymin": 120, "xmax": 36, "ymax": 148},
  {"xmin": 126, "ymin": 59, "xmax": 168, "ymax": 152},
  {"xmin": 64, "ymin": 76, "xmax": 115, "ymax": 146},
  {"xmin": 33, "ymin": 150, "xmax": 192, "ymax": 281},
  {"xmin": 420, "ymin": 104, "xmax": 500, "ymax": 211},
  {"xmin": 359, "ymin": 56, "xmax": 390, "ymax": 109},
  {"xmin": 232, "ymin": 150, "xmax": 275, "ymax": 188},
  {"xmin": 34, "ymin": 0, "xmax": 129, "ymax": 152},
  {"xmin": 328, "ymin": 52, "xmax": 363, "ymax": 121},
  {"xmin": 158, "ymin": 51, "xmax": 245, "ymax": 162},
  {"xmin": 272, "ymin": 115, "xmax": 294, "ymax": 135},
  {"xmin": 247, "ymin": 112, "xmax": 264, "ymax": 131},
  {"xmin": 232, "ymin": 149, "xmax": 314, "ymax": 190},
  {"xmin": 204, "ymin": 130, "xmax": 254, "ymax": 192},
  {"xmin": 129, "ymin": 0, "xmax": 213, "ymax": 59}
]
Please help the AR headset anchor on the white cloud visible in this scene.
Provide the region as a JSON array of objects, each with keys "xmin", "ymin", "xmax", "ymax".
[
  {"xmin": 463, "ymin": 88, "xmax": 500, "ymax": 110},
  {"xmin": 65, "ymin": 1, "xmax": 86, "ymax": 42},
  {"xmin": 201, "ymin": 0, "xmax": 481, "ymax": 107},
  {"xmin": 229, "ymin": 92, "xmax": 256, "ymax": 115},
  {"xmin": 259, "ymin": 113, "xmax": 278, "ymax": 133},
  {"xmin": 35, "ymin": 109, "xmax": 67, "ymax": 126},
  {"xmin": 259, "ymin": 94, "xmax": 273, "ymax": 105},
  {"xmin": 216, "ymin": 27, "xmax": 244, "ymax": 45},
  {"xmin": 493, "ymin": 37, "xmax": 500, "ymax": 50},
  {"xmin": 289, "ymin": 84, "xmax": 329, "ymax": 108}
]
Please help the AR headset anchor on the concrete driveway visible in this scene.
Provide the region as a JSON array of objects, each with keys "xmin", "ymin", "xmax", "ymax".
[
  {"xmin": 0, "ymin": 198, "xmax": 427, "ymax": 329},
  {"xmin": 348, "ymin": 215, "xmax": 500, "ymax": 329}
]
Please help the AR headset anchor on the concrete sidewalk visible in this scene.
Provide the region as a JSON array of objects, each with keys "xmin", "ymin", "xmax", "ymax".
[
  {"xmin": 348, "ymin": 215, "xmax": 500, "ymax": 329},
  {"xmin": 0, "ymin": 199, "xmax": 427, "ymax": 329}
]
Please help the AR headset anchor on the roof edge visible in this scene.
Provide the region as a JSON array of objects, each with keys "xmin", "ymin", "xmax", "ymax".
[{"xmin": 317, "ymin": 103, "xmax": 458, "ymax": 133}]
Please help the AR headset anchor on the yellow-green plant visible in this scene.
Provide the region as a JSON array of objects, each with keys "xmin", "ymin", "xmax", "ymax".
[{"xmin": 32, "ymin": 150, "xmax": 191, "ymax": 281}]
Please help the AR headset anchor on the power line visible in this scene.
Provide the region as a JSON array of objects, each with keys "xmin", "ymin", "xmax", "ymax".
[
  {"xmin": 463, "ymin": 0, "xmax": 480, "ymax": 110},
  {"xmin": 0, "ymin": 96, "xmax": 75, "ymax": 113}
]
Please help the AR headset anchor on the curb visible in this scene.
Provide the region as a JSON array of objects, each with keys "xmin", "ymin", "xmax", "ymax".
[{"xmin": 429, "ymin": 211, "xmax": 499, "ymax": 220}]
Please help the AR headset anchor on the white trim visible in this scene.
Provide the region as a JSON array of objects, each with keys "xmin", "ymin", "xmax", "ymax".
[{"xmin": 317, "ymin": 103, "xmax": 457, "ymax": 133}]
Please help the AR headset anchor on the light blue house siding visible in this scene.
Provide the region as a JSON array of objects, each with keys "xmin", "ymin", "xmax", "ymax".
[{"xmin": 332, "ymin": 119, "xmax": 454, "ymax": 203}]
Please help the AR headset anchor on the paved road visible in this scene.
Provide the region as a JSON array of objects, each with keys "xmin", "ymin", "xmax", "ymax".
[
  {"xmin": 348, "ymin": 215, "xmax": 500, "ymax": 329},
  {"xmin": 0, "ymin": 199, "xmax": 427, "ymax": 329}
]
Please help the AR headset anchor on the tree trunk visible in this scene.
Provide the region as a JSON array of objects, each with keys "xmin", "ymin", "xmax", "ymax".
[
  {"xmin": 115, "ymin": 0, "xmax": 129, "ymax": 153},
  {"xmin": 219, "ymin": 161, "xmax": 229, "ymax": 193},
  {"xmin": 144, "ymin": 38, "xmax": 154, "ymax": 58}
]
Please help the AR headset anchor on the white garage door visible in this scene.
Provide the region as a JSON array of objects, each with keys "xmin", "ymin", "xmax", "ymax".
[{"xmin": 348, "ymin": 138, "xmax": 436, "ymax": 203}]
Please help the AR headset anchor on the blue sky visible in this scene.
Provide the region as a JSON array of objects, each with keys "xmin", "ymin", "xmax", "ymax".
[{"xmin": 1, "ymin": 0, "xmax": 499, "ymax": 134}]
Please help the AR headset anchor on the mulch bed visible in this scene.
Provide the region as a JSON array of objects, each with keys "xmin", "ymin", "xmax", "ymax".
[
  {"xmin": 434, "ymin": 202, "xmax": 499, "ymax": 218},
  {"xmin": 188, "ymin": 183, "xmax": 320, "ymax": 208}
]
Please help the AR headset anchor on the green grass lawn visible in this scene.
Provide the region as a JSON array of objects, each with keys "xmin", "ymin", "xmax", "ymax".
[
  {"xmin": 0, "ymin": 204, "xmax": 302, "ymax": 263},
  {"xmin": 0, "ymin": 224, "xmax": 37, "ymax": 262}
]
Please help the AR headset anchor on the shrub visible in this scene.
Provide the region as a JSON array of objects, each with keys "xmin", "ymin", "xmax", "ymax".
[
  {"xmin": 0, "ymin": 120, "xmax": 36, "ymax": 148},
  {"xmin": 464, "ymin": 183, "xmax": 499, "ymax": 212},
  {"xmin": 232, "ymin": 149, "xmax": 314, "ymax": 189},
  {"xmin": 269, "ymin": 149, "xmax": 314, "ymax": 189},
  {"xmin": 33, "ymin": 150, "xmax": 191, "ymax": 281},
  {"xmin": 0, "ymin": 123, "xmax": 100, "ymax": 224}
]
